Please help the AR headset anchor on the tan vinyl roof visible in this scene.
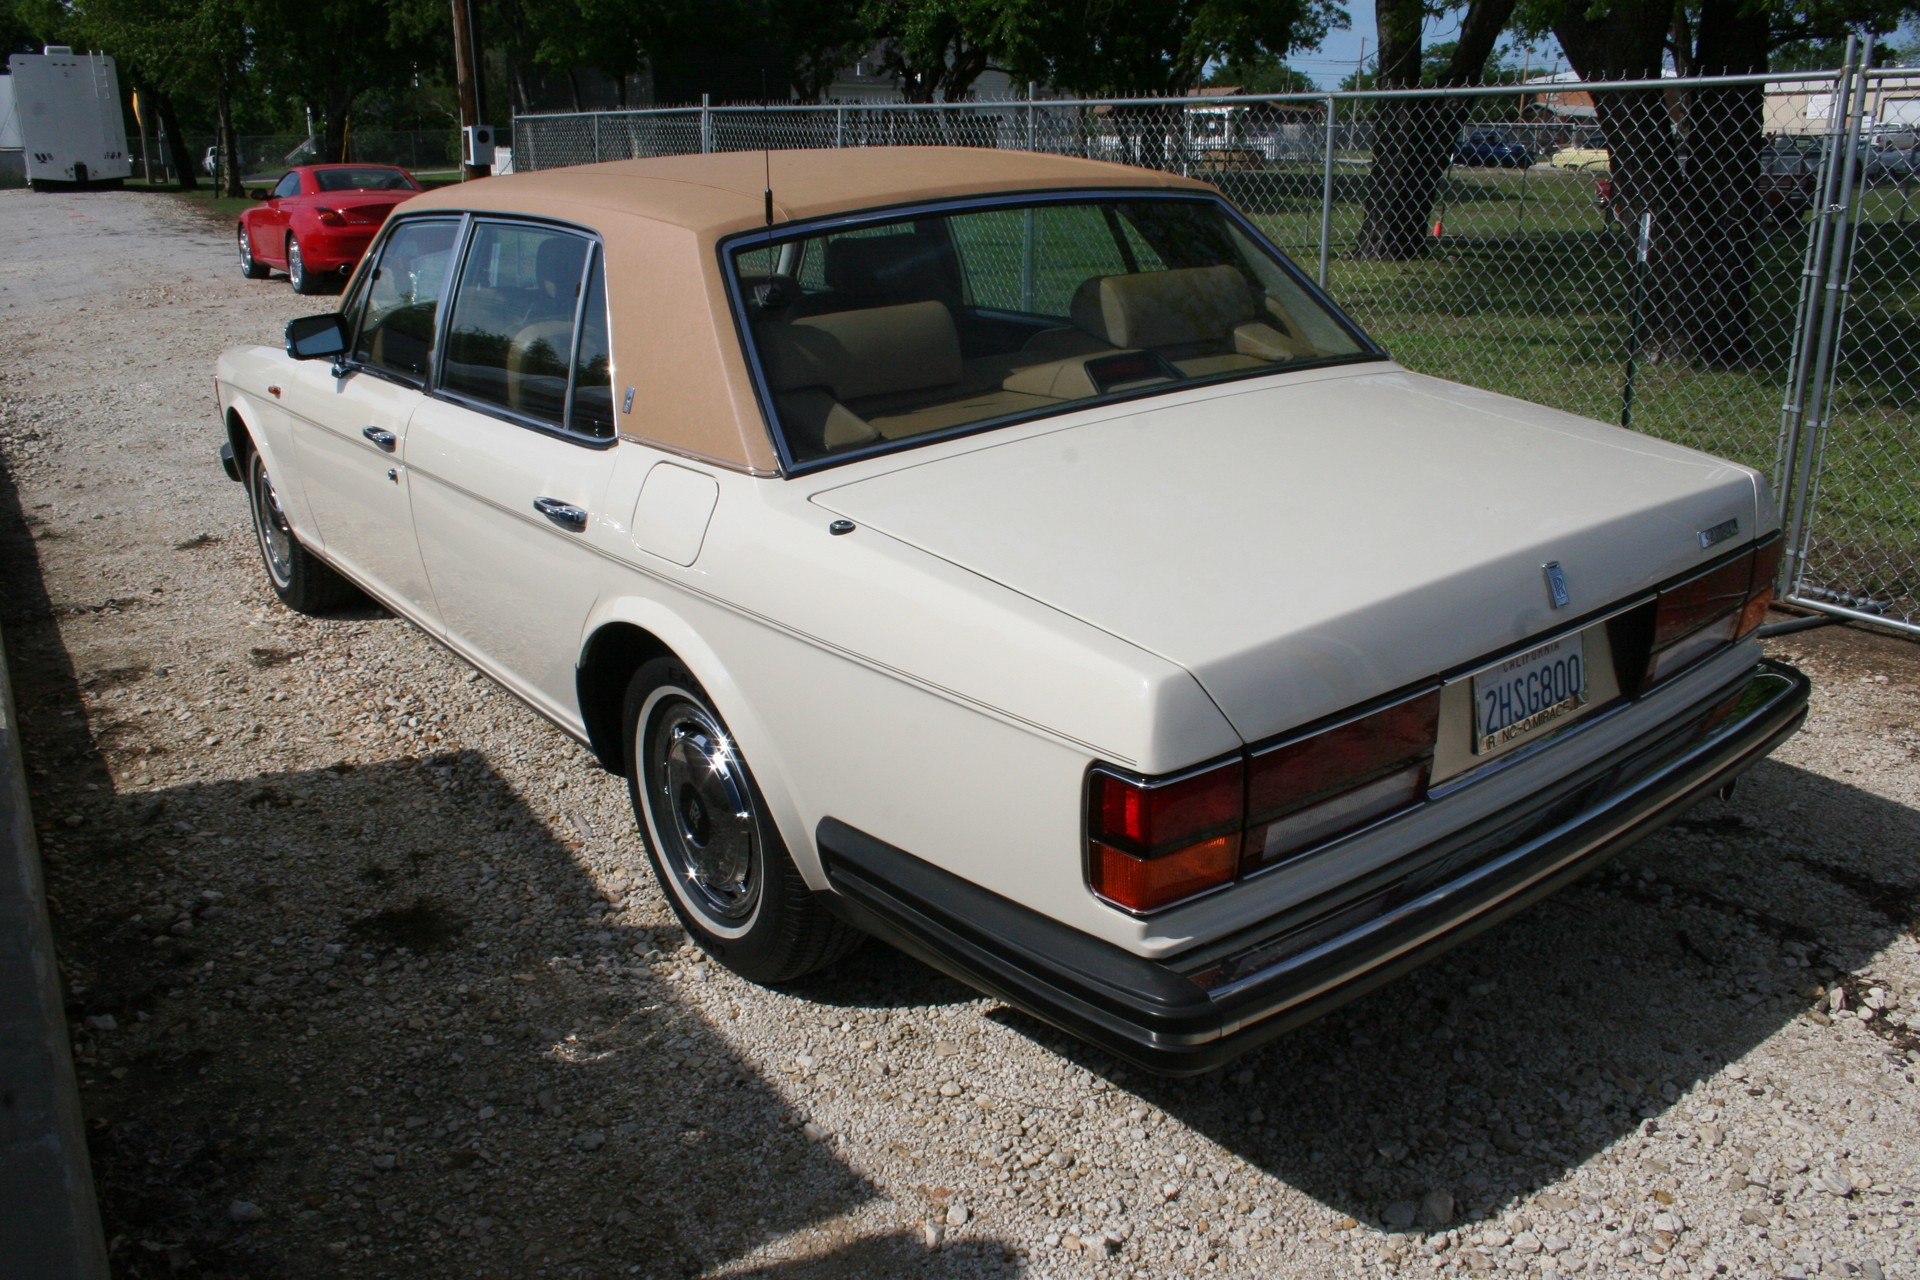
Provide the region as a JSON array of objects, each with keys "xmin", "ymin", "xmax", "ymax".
[
  {"xmin": 399, "ymin": 149, "xmax": 1216, "ymax": 475},
  {"xmin": 404, "ymin": 147, "xmax": 1210, "ymax": 233}
]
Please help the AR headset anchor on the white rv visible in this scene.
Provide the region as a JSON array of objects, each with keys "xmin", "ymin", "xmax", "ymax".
[{"xmin": 0, "ymin": 46, "xmax": 132, "ymax": 189}]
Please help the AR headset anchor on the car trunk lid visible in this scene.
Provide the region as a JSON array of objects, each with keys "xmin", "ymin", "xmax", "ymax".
[{"xmin": 810, "ymin": 366, "xmax": 1761, "ymax": 745}]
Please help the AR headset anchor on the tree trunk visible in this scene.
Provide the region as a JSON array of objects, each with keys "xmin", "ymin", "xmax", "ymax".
[
  {"xmin": 153, "ymin": 89, "xmax": 195, "ymax": 189},
  {"xmin": 1675, "ymin": 0, "xmax": 1769, "ymax": 365},
  {"xmin": 1556, "ymin": 0, "xmax": 1765, "ymax": 368},
  {"xmin": 321, "ymin": 80, "xmax": 356, "ymax": 163},
  {"xmin": 216, "ymin": 74, "xmax": 241, "ymax": 197},
  {"xmin": 1354, "ymin": 0, "xmax": 1517, "ymax": 260}
]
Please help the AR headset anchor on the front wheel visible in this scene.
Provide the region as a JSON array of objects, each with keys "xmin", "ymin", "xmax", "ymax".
[
  {"xmin": 623, "ymin": 658, "xmax": 859, "ymax": 984},
  {"xmin": 245, "ymin": 447, "xmax": 357, "ymax": 612},
  {"xmin": 238, "ymin": 225, "xmax": 269, "ymax": 279}
]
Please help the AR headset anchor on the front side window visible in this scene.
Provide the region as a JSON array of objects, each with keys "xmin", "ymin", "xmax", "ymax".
[
  {"xmin": 441, "ymin": 222, "xmax": 596, "ymax": 431},
  {"xmin": 271, "ymin": 172, "xmax": 301, "ymax": 199},
  {"xmin": 731, "ymin": 195, "xmax": 1375, "ymax": 467},
  {"xmin": 349, "ymin": 218, "xmax": 459, "ymax": 382}
]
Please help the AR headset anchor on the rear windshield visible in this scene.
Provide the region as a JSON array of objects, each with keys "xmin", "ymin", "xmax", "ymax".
[
  {"xmin": 315, "ymin": 167, "xmax": 417, "ymax": 192},
  {"xmin": 728, "ymin": 195, "xmax": 1376, "ymax": 468}
]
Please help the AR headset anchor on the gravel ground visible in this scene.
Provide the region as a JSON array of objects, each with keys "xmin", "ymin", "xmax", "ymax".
[{"xmin": 1, "ymin": 187, "xmax": 1917, "ymax": 1280}]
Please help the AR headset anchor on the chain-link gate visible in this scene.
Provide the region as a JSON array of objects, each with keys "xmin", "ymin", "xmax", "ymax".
[{"xmin": 515, "ymin": 58, "xmax": 1918, "ymax": 636}]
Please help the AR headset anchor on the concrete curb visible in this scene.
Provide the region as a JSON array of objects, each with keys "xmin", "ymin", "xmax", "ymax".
[{"xmin": 0, "ymin": 624, "xmax": 109, "ymax": 1279}]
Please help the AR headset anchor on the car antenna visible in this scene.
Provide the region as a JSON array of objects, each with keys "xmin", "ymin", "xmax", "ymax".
[{"xmin": 761, "ymin": 70, "xmax": 774, "ymax": 230}]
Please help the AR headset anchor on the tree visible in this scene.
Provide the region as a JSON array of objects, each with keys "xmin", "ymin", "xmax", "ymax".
[
  {"xmin": 1205, "ymin": 53, "xmax": 1319, "ymax": 94},
  {"xmin": 994, "ymin": 0, "xmax": 1343, "ymax": 97},
  {"xmin": 1354, "ymin": 0, "xmax": 1518, "ymax": 259},
  {"xmin": 248, "ymin": 0, "xmax": 445, "ymax": 164},
  {"xmin": 856, "ymin": 0, "xmax": 1002, "ymax": 102}
]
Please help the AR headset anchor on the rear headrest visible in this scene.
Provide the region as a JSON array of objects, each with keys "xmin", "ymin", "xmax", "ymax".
[
  {"xmin": 824, "ymin": 234, "xmax": 958, "ymax": 303},
  {"xmin": 536, "ymin": 236, "xmax": 588, "ymax": 300},
  {"xmin": 1070, "ymin": 265, "xmax": 1259, "ymax": 349},
  {"xmin": 756, "ymin": 301, "xmax": 962, "ymax": 402}
]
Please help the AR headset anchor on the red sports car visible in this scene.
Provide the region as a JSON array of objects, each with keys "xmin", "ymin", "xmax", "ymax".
[{"xmin": 237, "ymin": 164, "xmax": 422, "ymax": 294}]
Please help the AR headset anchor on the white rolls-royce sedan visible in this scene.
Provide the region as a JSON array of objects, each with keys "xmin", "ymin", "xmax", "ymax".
[{"xmin": 214, "ymin": 148, "xmax": 1809, "ymax": 1074}]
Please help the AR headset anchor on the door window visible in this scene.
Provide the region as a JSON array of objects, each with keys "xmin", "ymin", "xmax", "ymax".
[
  {"xmin": 272, "ymin": 171, "xmax": 301, "ymax": 199},
  {"xmin": 349, "ymin": 218, "xmax": 460, "ymax": 383},
  {"xmin": 441, "ymin": 222, "xmax": 610, "ymax": 439}
]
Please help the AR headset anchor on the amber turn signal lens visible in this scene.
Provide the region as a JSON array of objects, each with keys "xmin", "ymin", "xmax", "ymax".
[{"xmin": 1088, "ymin": 833, "xmax": 1242, "ymax": 914}]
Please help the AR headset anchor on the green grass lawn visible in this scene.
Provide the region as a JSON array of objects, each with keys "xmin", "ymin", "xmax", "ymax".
[{"xmin": 1244, "ymin": 164, "xmax": 1919, "ymax": 623}]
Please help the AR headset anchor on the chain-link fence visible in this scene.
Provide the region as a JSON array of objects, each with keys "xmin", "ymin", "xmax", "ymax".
[
  {"xmin": 169, "ymin": 130, "xmax": 462, "ymax": 182},
  {"xmin": 516, "ymin": 59, "xmax": 1919, "ymax": 635}
]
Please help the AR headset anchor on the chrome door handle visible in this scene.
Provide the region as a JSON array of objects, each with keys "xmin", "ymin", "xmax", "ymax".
[
  {"xmin": 362, "ymin": 426, "xmax": 396, "ymax": 451},
  {"xmin": 533, "ymin": 497, "xmax": 588, "ymax": 529}
]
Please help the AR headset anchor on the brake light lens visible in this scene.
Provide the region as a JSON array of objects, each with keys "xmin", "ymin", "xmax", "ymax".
[
  {"xmin": 1087, "ymin": 760, "xmax": 1242, "ymax": 912},
  {"xmin": 1735, "ymin": 537, "xmax": 1782, "ymax": 640},
  {"xmin": 1645, "ymin": 536, "xmax": 1780, "ymax": 685},
  {"xmin": 316, "ymin": 207, "xmax": 346, "ymax": 226},
  {"xmin": 1244, "ymin": 690, "xmax": 1441, "ymax": 873},
  {"xmin": 1087, "ymin": 689, "xmax": 1444, "ymax": 912}
]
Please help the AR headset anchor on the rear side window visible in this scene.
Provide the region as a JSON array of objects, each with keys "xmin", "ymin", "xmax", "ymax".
[
  {"xmin": 440, "ymin": 221, "xmax": 612, "ymax": 440},
  {"xmin": 569, "ymin": 256, "xmax": 614, "ymax": 439},
  {"xmin": 349, "ymin": 218, "xmax": 459, "ymax": 382}
]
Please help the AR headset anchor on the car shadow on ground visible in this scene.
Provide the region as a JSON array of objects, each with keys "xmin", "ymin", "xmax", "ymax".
[
  {"xmin": 995, "ymin": 753, "xmax": 1919, "ymax": 1234},
  {"xmin": 0, "ymin": 459, "xmax": 1017, "ymax": 1279}
]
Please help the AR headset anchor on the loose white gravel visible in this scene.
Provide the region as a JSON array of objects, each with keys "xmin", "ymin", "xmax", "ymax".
[{"xmin": 1, "ymin": 187, "xmax": 1916, "ymax": 1280}]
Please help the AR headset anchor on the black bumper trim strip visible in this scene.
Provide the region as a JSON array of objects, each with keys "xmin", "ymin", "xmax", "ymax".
[{"xmin": 816, "ymin": 660, "xmax": 1810, "ymax": 1076}]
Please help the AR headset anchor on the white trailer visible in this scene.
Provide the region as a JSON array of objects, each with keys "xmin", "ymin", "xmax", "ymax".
[{"xmin": 1, "ymin": 46, "xmax": 132, "ymax": 189}]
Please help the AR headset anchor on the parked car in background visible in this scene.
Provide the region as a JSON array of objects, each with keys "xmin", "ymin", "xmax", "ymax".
[
  {"xmin": 1755, "ymin": 134, "xmax": 1819, "ymax": 220},
  {"xmin": 1453, "ymin": 128, "xmax": 1533, "ymax": 168},
  {"xmin": 202, "ymin": 144, "xmax": 218, "ymax": 176},
  {"xmin": 213, "ymin": 149, "xmax": 1809, "ymax": 1074},
  {"xmin": 1551, "ymin": 133, "xmax": 1610, "ymax": 170},
  {"xmin": 236, "ymin": 163, "xmax": 422, "ymax": 295}
]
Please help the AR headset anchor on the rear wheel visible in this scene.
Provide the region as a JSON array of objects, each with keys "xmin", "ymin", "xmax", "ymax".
[
  {"xmin": 238, "ymin": 225, "xmax": 269, "ymax": 279},
  {"xmin": 623, "ymin": 658, "xmax": 859, "ymax": 984},
  {"xmin": 288, "ymin": 237, "xmax": 323, "ymax": 295},
  {"xmin": 245, "ymin": 447, "xmax": 357, "ymax": 612}
]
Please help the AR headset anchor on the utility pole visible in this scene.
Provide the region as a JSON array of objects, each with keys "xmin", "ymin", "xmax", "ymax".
[
  {"xmin": 1355, "ymin": 37, "xmax": 1368, "ymax": 91},
  {"xmin": 451, "ymin": 0, "xmax": 489, "ymax": 179}
]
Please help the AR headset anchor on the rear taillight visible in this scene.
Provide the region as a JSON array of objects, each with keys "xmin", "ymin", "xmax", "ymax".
[
  {"xmin": 1735, "ymin": 537, "xmax": 1782, "ymax": 640},
  {"xmin": 1243, "ymin": 690, "xmax": 1441, "ymax": 874},
  {"xmin": 1087, "ymin": 689, "xmax": 1443, "ymax": 912},
  {"xmin": 1087, "ymin": 760, "xmax": 1242, "ymax": 913},
  {"xmin": 316, "ymin": 208, "xmax": 346, "ymax": 226},
  {"xmin": 1645, "ymin": 536, "xmax": 1780, "ymax": 685}
]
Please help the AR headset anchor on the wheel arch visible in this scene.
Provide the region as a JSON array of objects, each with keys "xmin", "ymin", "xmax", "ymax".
[{"xmin": 574, "ymin": 601, "xmax": 817, "ymax": 880}]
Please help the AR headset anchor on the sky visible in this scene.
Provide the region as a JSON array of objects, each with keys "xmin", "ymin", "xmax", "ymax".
[{"xmin": 1291, "ymin": 0, "xmax": 1571, "ymax": 89}]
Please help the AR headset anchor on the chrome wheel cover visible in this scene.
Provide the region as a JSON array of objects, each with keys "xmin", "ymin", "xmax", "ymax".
[
  {"xmin": 238, "ymin": 228, "xmax": 253, "ymax": 270},
  {"xmin": 248, "ymin": 455, "xmax": 295, "ymax": 588},
  {"xmin": 287, "ymin": 241, "xmax": 303, "ymax": 289},
  {"xmin": 645, "ymin": 696, "xmax": 759, "ymax": 924}
]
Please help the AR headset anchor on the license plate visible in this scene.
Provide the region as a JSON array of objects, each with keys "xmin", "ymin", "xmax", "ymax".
[{"xmin": 1472, "ymin": 635, "xmax": 1588, "ymax": 755}]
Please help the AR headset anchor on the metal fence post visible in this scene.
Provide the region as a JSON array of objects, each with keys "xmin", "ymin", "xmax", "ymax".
[
  {"xmin": 1318, "ymin": 96, "xmax": 1336, "ymax": 288},
  {"xmin": 701, "ymin": 94, "xmax": 713, "ymax": 154},
  {"xmin": 1784, "ymin": 40, "xmax": 1869, "ymax": 600},
  {"xmin": 591, "ymin": 115, "xmax": 601, "ymax": 163},
  {"xmin": 835, "ymin": 105, "xmax": 845, "ymax": 149},
  {"xmin": 1027, "ymin": 82, "xmax": 1036, "ymax": 151}
]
